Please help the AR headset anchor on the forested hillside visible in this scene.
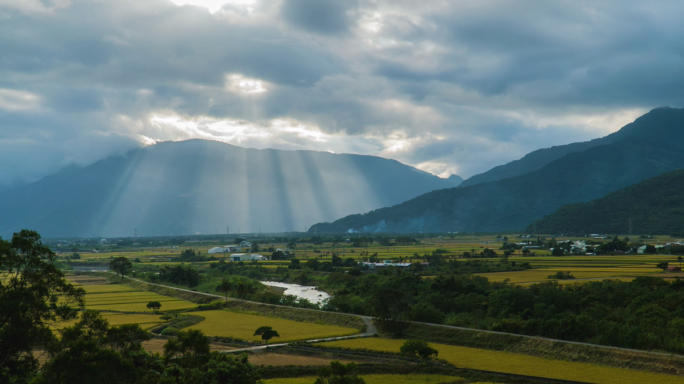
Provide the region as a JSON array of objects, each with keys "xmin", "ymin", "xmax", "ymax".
[{"xmin": 528, "ymin": 169, "xmax": 684, "ymax": 235}]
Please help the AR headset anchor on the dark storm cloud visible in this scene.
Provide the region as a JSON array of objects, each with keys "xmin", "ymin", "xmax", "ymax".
[
  {"xmin": 280, "ymin": 0, "xmax": 356, "ymax": 35},
  {"xmin": 0, "ymin": 0, "xmax": 682, "ymax": 187}
]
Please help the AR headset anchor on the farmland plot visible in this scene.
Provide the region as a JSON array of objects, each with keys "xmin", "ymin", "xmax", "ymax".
[
  {"xmin": 185, "ymin": 310, "xmax": 359, "ymax": 342},
  {"xmin": 317, "ymin": 339, "xmax": 684, "ymax": 384}
]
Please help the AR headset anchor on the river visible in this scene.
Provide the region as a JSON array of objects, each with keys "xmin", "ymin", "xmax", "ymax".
[{"xmin": 260, "ymin": 281, "xmax": 330, "ymax": 304}]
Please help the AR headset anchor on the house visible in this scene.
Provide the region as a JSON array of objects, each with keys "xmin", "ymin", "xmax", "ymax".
[
  {"xmin": 666, "ymin": 266, "xmax": 681, "ymax": 272},
  {"xmin": 240, "ymin": 241, "xmax": 252, "ymax": 248},
  {"xmin": 637, "ymin": 245, "xmax": 647, "ymax": 254},
  {"xmin": 208, "ymin": 247, "xmax": 224, "ymax": 254}
]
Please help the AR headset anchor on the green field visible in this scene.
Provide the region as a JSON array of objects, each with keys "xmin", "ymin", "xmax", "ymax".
[
  {"xmin": 317, "ymin": 338, "xmax": 684, "ymax": 384},
  {"xmin": 265, "ymin": 375, "xmax": 465, "ymax": 384},
  {"xmin": 185, "ymin": 310, "xmax": 359, "ymax": 342}
]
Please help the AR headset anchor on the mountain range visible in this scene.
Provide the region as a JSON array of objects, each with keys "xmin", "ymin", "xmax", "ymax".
[
  {"xmin": 0, "ymin": 140, "xmax": 461, "ymax": 238},
  {"xmin": 528, "ymin": 169, "xmax": 684, "ymax": 235},
  {"xmin": 310, "ymin": 107, "xmax": 684, "ymax": 234}
]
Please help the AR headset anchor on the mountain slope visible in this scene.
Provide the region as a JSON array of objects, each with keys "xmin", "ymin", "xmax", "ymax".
[
  {"xmin": 0, "ymin": 140, "xmax": 456, "ymax": 238},
  {"xmin": 459, "ymin": 113, "xmax": 648, "ymax": 187},
  {"xmin": 527, "ymin": 169, "xmax": 684, "ymax": 235},
  {"xmin": 310, "ymin": 107, "xmax": 684, "ymax": 233}
]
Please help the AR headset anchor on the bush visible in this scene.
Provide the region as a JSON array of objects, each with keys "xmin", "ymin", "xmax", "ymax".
[
  {"xmin": 161, "ymin": 327, "xmax": 178, "ymax": 336},
  {"xmin": 400, "ymin": 339, "xmax": 438, "ymax": 360}
]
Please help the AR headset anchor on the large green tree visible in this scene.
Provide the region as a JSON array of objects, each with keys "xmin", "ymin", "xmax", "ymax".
[
  {"xmin": 109, "ymin": 257, "xmax": 132, "ymax": 280},
  {"xmin": 253, "ymin": 326, "xmax": 280, "ymax": 346},
  {"xmin": 0, "ymin": 230, "xmax": 84, "ymax": 383}
]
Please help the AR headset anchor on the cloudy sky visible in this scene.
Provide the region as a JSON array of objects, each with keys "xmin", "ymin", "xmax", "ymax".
[{"xmin": 2, "ymin": 0, "xmax": 682, "ymax": 189}]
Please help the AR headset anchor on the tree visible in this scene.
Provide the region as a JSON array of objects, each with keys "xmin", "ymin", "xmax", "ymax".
[
  {"xmin": 109, "ymin": 257, "xmax": 132, "ymax": 280},
  {"xmin": 315, "ymin": 361, "xmax": 365, "ymax": 384},
  {"xmin": 217, "ymin": 278, "xmax": 233, "ymax": 302},
  {"xmin": 657, "ymin": 261, "xmax": 669, "ymax": 271},
  {"xmin": 0, "ymin": 230, "xmax": 85, "ymax": 383},
  {"xmin": 289, "ymin": 259, "xmax": 301, "ymax": 269},
  {"xmin": 36, "ymin": 311, "xmax": 149, "ymax": 384},
  {"xmin": 400, "ymin": 339, "xmax": 438, "ymax": 360},
  {"xmin": 163, "ymin": 329, "xmax": 211, "ymax": 367},
  {"xmin": 551, "ymin": 247, "xmax": 564, "ymax": 256},
  {"xmin": 253, "ymin": 326, "xmax": 280, "ymax": 346},
  {"xmin": 146, "ymin": 301, "xmax": 161, "ymax": 313}
]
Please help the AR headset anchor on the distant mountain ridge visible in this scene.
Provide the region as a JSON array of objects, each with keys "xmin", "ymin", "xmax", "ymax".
[
  {"xmin": 460, "ymin": 112, "xmax": 650, "ymax": 187},
  {"xmin": 310, "ymin": 107, "xmax": 684, "ymax": 233},
  {"xmin": 0, "ymin": 140, "xmax": 457, "ymax": 238},
  {"xmin": 528, "ymin": 169, "xmax": 684, "ymax": 235}
]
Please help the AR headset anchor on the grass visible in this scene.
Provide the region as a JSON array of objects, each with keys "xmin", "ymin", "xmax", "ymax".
[
  {"xmin": 184, "ymin": 310, "xmax": 359, "ymax": 342},
  {"xmin": 264, "ymin": 375, "xmax": 464, "ymax": 384},
  {"xmin": 316, "ymin": 338, "xmax": 684, "ymax": 384}
]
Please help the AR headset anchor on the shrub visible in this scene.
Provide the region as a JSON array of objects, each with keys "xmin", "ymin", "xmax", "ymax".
[{"xmin": 400, "ymin": 339, "xmax": 438, "ymax": 360}]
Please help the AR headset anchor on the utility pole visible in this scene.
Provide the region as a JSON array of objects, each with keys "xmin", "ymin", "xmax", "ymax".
[
  {"xmin": 135, "ymin": 228, "xmax": 137, "ymax": 238},
  {"xmin": 227, "ymin": 226, "xmax": 230, "ymax": 235}
]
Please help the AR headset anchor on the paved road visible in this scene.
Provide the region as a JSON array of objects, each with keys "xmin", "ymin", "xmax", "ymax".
[{"xmin": 113, "ymin": 273, "xmax": 682, "ymax": 358}]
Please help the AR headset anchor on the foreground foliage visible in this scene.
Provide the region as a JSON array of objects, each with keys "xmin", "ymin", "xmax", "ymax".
[{"xmin": 0, "ymin": 230, "xmax": 84, "ymax": 383}]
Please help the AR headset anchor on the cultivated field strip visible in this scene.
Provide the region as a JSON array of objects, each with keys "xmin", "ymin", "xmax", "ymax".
[
  {"xmin": 317, "ymin": 339, "xmax": 684, "ymax": 384},
  {"xmin": 185, "ymin": 310, "xmax": 359, "ymax": 342},
  {"xmin": 87, "ymin": 300, "xmax": 197, "ymax": 312},
  {"xmin": 264, "ymin": 374, "xmax": 466, "ymax": 384}
]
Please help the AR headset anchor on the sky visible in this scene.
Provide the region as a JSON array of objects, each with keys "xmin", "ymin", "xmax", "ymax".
[{"xmin": 3, "ymin": 0, "xmax": 683, "ymax": 189}]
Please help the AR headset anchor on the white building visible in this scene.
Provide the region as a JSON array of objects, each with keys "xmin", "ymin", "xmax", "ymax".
[
  {"xmin": 230, "ymin": 253, "xmax": 264, "ymax": 262},
  {"xmin": 208, "ymin": 245, "xmax": 242, "ymax": 254},
  {"xmin": 240, "ymin": 241, "xmax": 252, "ymax": 248}
]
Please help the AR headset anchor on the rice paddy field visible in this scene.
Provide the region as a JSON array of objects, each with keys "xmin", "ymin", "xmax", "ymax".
[
  {"xmin": 265, "ymin": 374, "xmax": 466, "ymax": 384},
  {"xmin": 184, "ymin": 310, "xmax": 359, "ymax": 342},
  {"xmin": 316, "ymin": 339, "xmax": 684, "ymax": 384},
  {"xmin": 53, "ymin": 312, "xmax": 167, "ymax": 331},
  {"xmin": 66, "ymin": 277, "xmax": 198, "ymax": 313}
]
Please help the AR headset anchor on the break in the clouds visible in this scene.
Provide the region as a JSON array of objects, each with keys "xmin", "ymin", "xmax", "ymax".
[{"xmin": 2, "ymin": 0, "xmax": 683, "ymax": 188}]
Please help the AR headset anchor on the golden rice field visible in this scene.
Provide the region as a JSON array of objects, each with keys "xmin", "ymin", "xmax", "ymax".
[
  {"xmin": 264, "ymin": 374, "xmax": 465, "ymax": 384},
  {"xmin": 80, "ymin": 284, "xmax": 138, "ymax": 293},
  {"xmin": 53, "ymin": 312, "xmax": 167, "ymax": 331},
  {"xmin": 317, "ymin": 339, "xmax": 684, "ymax": 384},
  {"xmin": 87, "ymin": 300, "xmax": 197, "ymax": 312},
  {"xmin": 185, "ymin": 310, "xmax": 359, "ymax": 342}
]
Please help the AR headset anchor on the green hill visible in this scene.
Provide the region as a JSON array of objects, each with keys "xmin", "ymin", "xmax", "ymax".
[
  {"xmin": 528, "ymin": 169, "xmax": 684, "ymax": 235},
  {"xmin": 310, "ymin": 107, "xmax": 684, "ymax": 233}
]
